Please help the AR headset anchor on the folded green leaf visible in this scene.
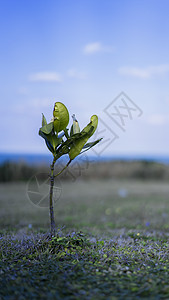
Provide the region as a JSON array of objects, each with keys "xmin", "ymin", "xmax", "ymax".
[
  {"xmin": 39, "ymin": 128, "xmax": 63, "ymax": 154},
  {"xmin": 82, "ymin": 138, "xmax": 102, "ymax": 150},
  {"xmin": 69, "ymin": 115, "xmax": 98, "ymax": 160},
  {"xmin": 42, "ymin": 113, "xmax": 47, "ymax": 127},
  {"xmin": 39, "ymin": 129, "xmax": 54, "ymax": 154},
  {"xmin": 81, "ymin": 115, "xmax": 98, "ymax": 138},
  {"xmin": 46, "ymin": 140, "xmax": 54, "ymax": 154},
  {"xmin": 49, "ymin": 134, "xmax": 62, "ymax": 150},
  {"xmin": 53, "ymin": 102, "xmax": 69, "ymax": 133},
  {"xmin": 40, "ymin": 122, "xmax": 53, "ymax": 135}
]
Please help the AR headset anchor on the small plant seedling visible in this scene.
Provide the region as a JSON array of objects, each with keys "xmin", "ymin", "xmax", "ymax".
[{"xmin": 39, "ymin": 102, "xmax": 102, "ymax": 236}]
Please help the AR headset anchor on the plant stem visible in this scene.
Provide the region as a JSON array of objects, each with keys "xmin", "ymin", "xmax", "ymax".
[
  {"xmin": 49, "ymin": 157, "xmax": 56, "ymax": 236},
  {"xmin": 49, "ymin": 157, "xmax": 71, "ymax": 237}
]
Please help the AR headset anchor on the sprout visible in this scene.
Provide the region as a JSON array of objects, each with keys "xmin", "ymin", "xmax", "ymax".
[{"xmin": 39, "ymin": 102, "xmax": 102, "ymax": 236}]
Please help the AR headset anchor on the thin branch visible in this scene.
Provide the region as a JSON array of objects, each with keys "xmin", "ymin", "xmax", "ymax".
[
  {"xmin": 54, "ymin": 159, "xmax": 72, "ymax": 178},
  {"xmin": 49, "ymin": 156, "xmax": 57, "ymax": 236}
]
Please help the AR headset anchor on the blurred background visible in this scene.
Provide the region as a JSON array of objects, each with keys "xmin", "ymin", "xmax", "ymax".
[{"xmin": 1, "ymin": 0, "xmax": 169, "ymax": 232}]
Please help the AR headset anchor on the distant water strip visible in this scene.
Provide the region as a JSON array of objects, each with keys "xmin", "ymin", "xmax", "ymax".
[{"xmin": 0, "ymin": 153, "xmax": 169, "ymax": 165}]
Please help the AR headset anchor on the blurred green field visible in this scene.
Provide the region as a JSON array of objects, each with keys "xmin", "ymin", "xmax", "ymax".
[{"xmin": 0, "ymin": 178, "xmax": 169, "ymax": 232}]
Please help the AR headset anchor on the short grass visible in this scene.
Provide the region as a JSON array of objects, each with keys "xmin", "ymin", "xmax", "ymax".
[{"xmin": 0, "ymin": 179, "xmax": 169, "ymax": 299}]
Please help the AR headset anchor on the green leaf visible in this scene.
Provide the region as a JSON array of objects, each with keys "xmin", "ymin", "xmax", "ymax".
[
  {"xmin": 49, "ymin": 134, "xmax": 62, "ymax": 150},
  {"xmin": 46, "ymin": 140, "xmax": 54, "ymax": 154},
  {"xmin": 53, "ymin": 102, "xmax": 69, "ymax": 133},
  {"xmin": 81, "ymin": 115, "xmax": 98, "ymax": 138},
  {"xmin": 69, "ymin": 115, "xmax": 98, "ymax": 160},
  {"xmin": 39, "ymin": 129, "xmax": 54, "ymax": 154},
  {"xmin": 68, "ymin": 137, "xmax": 88, "ymax": 160},
  {"xmin": 39, "ymin": 129, "xmax": 63, "ymax": 154},
  {"xmin": 69, "ymin": 132, "xmax": 86, "ymax": 140},
  {"xmin": 42, "ymin": 113, "xmax": 47, "ymax": 126},
  {"xmin": 82, "ymin": 138, "xmax": 102, "ymax": 150},
  {"xmin": 64, "ymin": 128, "xmax": 69, "ymax": 139},
  {"xmin": 79, "ymin": 138, "xmax": 102, "ymax": 155},
  {"xmin": 40, "ymin": 122, "xmax": 53, "ymax": 135}
]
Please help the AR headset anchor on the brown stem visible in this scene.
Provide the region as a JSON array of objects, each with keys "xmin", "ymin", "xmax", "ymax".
[
  {"xmin": 49, "ymin": 157, "xmax": 56, "ymax": 236},
  {"xmin": 49, "ymin": 157, "xmax": 71, "ymax": 236}
]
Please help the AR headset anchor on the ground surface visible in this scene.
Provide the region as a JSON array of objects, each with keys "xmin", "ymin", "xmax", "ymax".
[{"xmin": 0, "ymin": 179, "xmax": 169, "ymax": 299}]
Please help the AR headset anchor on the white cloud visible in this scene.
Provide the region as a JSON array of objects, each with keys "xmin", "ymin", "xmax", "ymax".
[
  {"xmin": 67, "ymin": 68, "xmax": 86, "ymax": 79},
  {"xmin": 83, "ymin": 42, "xmax": 113, "ymax": 55},
  {"xmin": 29, "ymin": 72, "xmax": 62, "ymax": 82},
  {"xmin": 118, "ymin": 64, "xmax": 169, "ymax": 78}
]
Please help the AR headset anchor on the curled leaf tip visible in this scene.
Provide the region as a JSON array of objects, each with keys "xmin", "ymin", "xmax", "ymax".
[{"xmin": 72, "ymin": 114, "xmax": 77, "ymax": 122}]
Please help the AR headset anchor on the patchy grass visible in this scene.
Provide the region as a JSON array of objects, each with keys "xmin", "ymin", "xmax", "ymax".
[{"xmin": 1, "ymin": 229, "xmax": 169, "ymax": 299}]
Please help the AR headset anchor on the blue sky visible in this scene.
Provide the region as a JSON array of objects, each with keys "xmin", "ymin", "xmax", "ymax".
[{"xmin": 1, "ymin": 0, "xmax": 169, "ymax": 156}]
